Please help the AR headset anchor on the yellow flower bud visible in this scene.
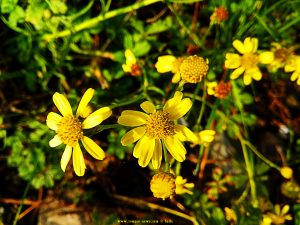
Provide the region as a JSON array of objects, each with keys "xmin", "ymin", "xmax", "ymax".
[
  {"xmin": 280, "ymin": 167, "xmax": 293, "ymax": 179},
  {"xmin": 180, "ymin": 55, "xmax": 209, "ymax": 83},
  {"xmin": 150, "ymin": 172, "xmax": 176, "ymax": 200}
]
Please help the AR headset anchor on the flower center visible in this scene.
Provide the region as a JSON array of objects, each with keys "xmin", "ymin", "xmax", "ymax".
[
  {"xmin": 145, "ymin": 111, "xmax": 175, "ymax": 139},
  {"xmin": 274, "ymin": 48, "xmax": 289, "ymax": 62},
  {"xmin": 57, "ymin": 116, "xmax": 83, "ymax": 147},
  {"xmin": 150, "ymin": 172, "xmax": 176, "ymax": 200},
  {"xmin": 241, "ymin": 53, "xmax": 258, "ymax": 69},
  {"xmin": 180, "ymin": 55, "xmax": 209, "ymax": 83}
]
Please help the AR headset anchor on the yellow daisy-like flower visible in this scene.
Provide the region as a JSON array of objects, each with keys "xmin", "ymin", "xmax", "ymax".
[
  {"xmin": 267, "ymin": 43, "xmax": 295, "ymax": 73},
  {"xmin": 225, "ymin": 37, "xmax": 274, "ymax": 85},
  {"xmin": 117, "ymin": 91, "xmax": 198, "ymax": 169},
  {"xmin": 46, "ymin": 88, "xmax": 112, "ymax": 176},
  {"xmin": 284, "ymin": 55, "xmax": 300, "ymax": 85},
  {"xmin": 175, "ymin": 176, "xmax": 194, "ymax": 195},
  {"xmin": 266, "ymin": 204, "xmax": 293, "ymax": 224},
  {"xmin": 260, "ymin": 215, "xmax": 272, "ymax": 225},
  {"xmin": 155, "ymin": 55, "xmax": 184, "ymax": 83},
  {"xmin": 224, "ymin": 207, "xmax": 237, "ymax": 223}
]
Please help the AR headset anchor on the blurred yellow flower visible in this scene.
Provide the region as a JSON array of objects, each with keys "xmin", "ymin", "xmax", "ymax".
[
  {"xmin": 224, "ymin": 207, "xmax": 237, "ymax": 223},
  {"xmin": 260, "ymin": 215, "xmax": 272, "ymax": 225},
  {"xmin": 267, "ymin": 43, "xmax": 295, "ymax": 72},
  {"xmin": 155, "ymin": 55, "xmax": 184, "ymax": 83},
  {"xmin": 122, "ymin": 49, "xmax": 142, "ymax": 76},
  {"xmin": 175, "ymin": 176, "xmax": 194, "ymax": 195},
  {"xmin": 196, "ymin": 130, "xmax": 216, "ymax": 146},
  {"xmin": 266, "ymin": 204, "xmax": 292, "ymax": 224},
  {"xmin": 225, "ymin": 37, "xmax": 274, "ymax": 85},
  {"xmin": 280, "ymin": 166, "xmax": 293, "ymax": 179},
  {"xmin": 207, "ymin": 81, "xmax": 218, "ymax": 95},
  {"xmin": 150, "ymin": 172, "xmax": 176, "ymax": 200},
  {"xmin": 118, "ymin": 91, "xmax": 198, "ymax": 169},
  {"xmin": 46, "ymin": 88, "xmax": 112, "ymax": 176},
  {"xmin": 284, "ymin": 55, "xmax": 300, "ymax": 85}
]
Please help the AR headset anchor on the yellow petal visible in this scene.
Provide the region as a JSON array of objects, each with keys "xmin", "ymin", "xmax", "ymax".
[
  {"xmin": 155, "ymin": 55, "xmax": 176, "ymax": 73},
  {"xmin": 125, "ymin": 49, "xmax": 136, "ymax": 65},
  {"xmin": 137, "ymin": 136, "xmax": 155, "ymax": 168},
  {"xmin": 81, "ymin": 136, "xmax": 105, "ymax": 160},
  {"xmin": 164, "ymin": 136, "xmax": 186, "ymax": 162},
  {"xmin": 82, "ymin": 107, "xmax": 112, "ymax": 129},
  {"xmin": 61, "ymin": 145, "xmax": 72, "ymax": 172},
  {"xmin": 166, "ymin": 98, "xmax": 192, "ymax": 120},
  {"xmin": 172, "ymin": 72, "xmax": 181, "ymax": 83},
  {"xmin": 243, "ymin": 74, "xmax": 252, "ymax": 85},
  {"xmin": 118, "ymin": 110, "xmax": 148, "ymax": 127},
  {"xmin": 122, "ymin": 64, "xmax": 131, "ymax": 72},
  {"xmin": 175, "ymin": 125, "xmax": 198, "ymax": 143},
  {"xmin": 73, "ymin": 143, "xmax": 86, "ymax": 176},
  {"xmin": 291, "ymin": 71, "xmax": 300, "ymax": 82},
  {"xmin": 251, "ymin": 70, "xmax": 262, "ymax": 81},
  {"xmin": 76, "ymin": 88, "xmax": 94, "ymax": 117},
  {"xmin": 121, "ymin": 127, "xmax": 146, "ymax": 146},
  {"xmin": 230, "ymin": 67, "xmax": 245, "ymax": 79},
  {"xmin": 140, "ymin": 101, "xmax": 156, "ymax": 114},
  {"xmin": 251, "ymin": 38, "xmax": 258, "ymax": 53},
  {"xmin": 244, "ymin": 37, "xmax": 254, "ymax": 53},
  {"xmin": 151, "ymin": 139, "xmax": 162, "ymax": 170},
  {"xmin": 199, "ymin": 130, "xmax": 216, "ymax": 143},
  {"xmin": 53, "ymin": 92, "xmax": 73, "ymax": 116},
  {"xmin": 233, "ymin": 40, "xmax": 246, "ymax": 54},
  {"xmin": 49, "ymin": 135, "xmax": 62, "ymax": 147},
  {"xmin": 163, "ymin": 91, "xmax": 183, "ymax": 111},
  {"xmin": 46, "ymin": 112, "xmax": 62, "ymax": 131},
  {"xmin": 225, "ymin": 54, "xmax": 241, "ymax": 69},
  {"xmin": 259, "ymin": 52, "xmax": 274, "ymax": 64}
]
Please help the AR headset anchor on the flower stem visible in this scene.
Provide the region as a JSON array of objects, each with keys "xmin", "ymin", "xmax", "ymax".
[
  {"xmin": 42, "ymin": 0, "xmax": 163, "ymax": 41},
  {"xmin": 194, "ymin": 80, "xmax": 207, "ymax": 131},
  {"xmin": 12, "ymin": 182, "xmax": 31, "ymax": 225},
  {"xmin": 238, "ymin": 135, "xmax": 258, "ymax": 208}
]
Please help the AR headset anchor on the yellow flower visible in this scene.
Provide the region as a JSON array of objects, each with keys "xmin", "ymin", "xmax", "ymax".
[
  {"xmin": 195, "ymin": 130, "xmax": 216, "ymax": 146},
  {"xmin": 175, "ymin": 176, "xmax": 194, "ymax": 195},
  {"xmin": 224, "ymin": 207, "xmax": 237, "ymax": 223},
  {"xmin": 284, "ymin": 55, "xmax": 300, "ymax": 85},
  {"xmin": 117, "ymin": 91, "xmax": 198, "ymax": 169},
  {"xmin": 267, "ymin": 43, "xmax": 295, "ymax": 72},
  {"xmin": 155, "ymin": 55, "xmax": 184, "ymax": 83},
  {"xmin": 150, "ymin": 172, "xmax": 176, "ymax": 200},
  {"xmin": 46, "ymin": 88, "xmax": 112, "ymax": 176},
  {"xmin": 180, "ymin": 55, "xmax": 209, "ymax": 83},
  {"xmin": 266, "ymin": 204, "xmax": 292, "ymax": 224},
  {"xmin": 122, "ymin": 49, "xmax": 142, "ymax": 76},
  {"xmin": 225, "ymin": 37, "xmax": 274, "ymax": 85},
  {"xmin": 280, "ymin": 166, "xmax": 293, "ymax": 179},
  {"xmin": 207, "ymin": 82, "xmax": 218, "ymax": 95},
  {"xmin": 260, "ymin": 215, "xmax": 272, "ymax": 225}
]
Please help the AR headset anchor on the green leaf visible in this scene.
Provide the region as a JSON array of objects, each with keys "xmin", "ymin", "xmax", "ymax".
[
  {"xmin": 210, "ymin": 207, "xmax": 226, "ymax": 225},
  {"xmin": 46, "ymin": 0, "xmax": 67, "ymax": 14},
  {"xmin": 1, "ymin": 0, "xmax": 18, "ymax": 13},
  {"xmin": 145, "ymin": 17, "xmax": 172, "ymax": 35},
  {"xmin": 240, "ymin": 93, "xmax": 253, "ymax": 105},
  {"xmin": 25, "ymin": 0, "xmax": 47, "ymax": 30},
  {"xmin": 133, "ymin": 40, "xmax": 151, "ymax": 57},
  {"xmin": 8, "ymin": 5, "xmax": 25, "ymax": 27}
]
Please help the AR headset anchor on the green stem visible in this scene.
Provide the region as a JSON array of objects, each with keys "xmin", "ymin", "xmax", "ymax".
[
  {"xmin": 12, "ymin": 182, "xmax": 31, "ymax": 225},
  {"xmin": 194, "ymin": 80, "xmax": 207, "ymax": 131},
  {"xmin": 167, "ymin": 3, "xmax": 202, "ymax": 46},
  {"xmin": 238, "ymin": 135, "xmax": 258, "ymax": 208},
  {"xmin": 163, "ymin": 143, "xmax": 170, "ymax": 172},
  {"xmin": 42, "ymin": 0, "xmax": 162, "ymax": 41},
  {"xmin": 243, "ymin": 140, "xmax": 281, "ymax": 171}
]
